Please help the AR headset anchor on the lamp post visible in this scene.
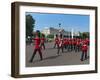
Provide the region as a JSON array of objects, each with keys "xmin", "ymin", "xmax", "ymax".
[
  {"xmin": 59, "ymin": 23, "xmax": 61, "ymax": 28},
  {"xmin": 58, "ymin": 23, "xmax": 63, "ymax": 36}
]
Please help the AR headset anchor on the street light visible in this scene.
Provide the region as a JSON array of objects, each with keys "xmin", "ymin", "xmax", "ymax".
[
  {"xmin": 59, "ymin": 23, "xmax": 61, "ymax": 28},
  {"xmin": 58, "ymin": 23, "xmax": 63, "ymax": 35}
]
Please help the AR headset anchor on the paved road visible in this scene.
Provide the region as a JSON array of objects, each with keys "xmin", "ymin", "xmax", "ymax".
[{"xmin": 26, "ymin": 42, "xmax": 89, "ymax": 67}]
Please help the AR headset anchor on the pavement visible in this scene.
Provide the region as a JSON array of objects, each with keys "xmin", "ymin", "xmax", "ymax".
[{"xmin": 26, "ymin": 42, "xmax": 89, "ymax": 67}]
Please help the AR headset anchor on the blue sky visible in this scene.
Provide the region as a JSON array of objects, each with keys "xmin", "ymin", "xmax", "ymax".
[{"xmin": 26, "ymin": 12, "xmax": 89, "ymax": 32}]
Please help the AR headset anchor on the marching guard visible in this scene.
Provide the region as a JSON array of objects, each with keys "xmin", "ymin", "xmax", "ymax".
[
  {"xmin": 29, "ymin": 30, "xmax": 43, "ymax": 62},
  {"xmin": 40, "ymin": 34, "xmax": 46, "ymax": 50},
  {"xmin": 80, "ymin": 42, "xmax": 88, "ymax": 61},
  {"xmin": 68, "ymin": 39, "xmax": 71, "ymax": 51},
  {"xmin": 53, "ymin": 34, "xmax": 59, "ymax": 48},
  {"xmin": 57, "ymin": 34, "xmax": 64, "ymax": 55},
  {"xmin": 75, "ymin": 39, "xmax": 80, "ymax": 52}
]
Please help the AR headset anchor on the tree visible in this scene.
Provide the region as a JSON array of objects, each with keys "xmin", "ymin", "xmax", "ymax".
[
  {"xmin": 47, "ymin": 34, "xmax": 54, "ymax": 38},
  {"xmin": 26, "ymin": 14, "xmax": 35, "ymax": 38},
  {"xmin": 79, "ymin": 32, "xmax": 89, "ymax": 39},
  {"xmin": 82, "ymin": 32, "xmax": 89, "ymax": 39},
  {"xmin": 79, "ymin": 32, "xmax": 83, "ymax": 39},
  {"xmin": 40, "ymin": 33, "xmax": 45, "ymax": 38}
]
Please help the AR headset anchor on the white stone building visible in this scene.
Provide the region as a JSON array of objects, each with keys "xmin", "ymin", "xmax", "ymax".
[
  {"xmin": 42, "ymin": 27, "xmax": 69, "ymax": 36},
  {"xmin": 41, "ymin": 27, "xmax": 80, "ymax": 38}
]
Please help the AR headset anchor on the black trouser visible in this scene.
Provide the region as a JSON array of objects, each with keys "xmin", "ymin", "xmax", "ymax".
[
  {"xmin": 64, "ymin": 44, "xmax": 68, "ymax": 49},
  {"xmin": 81, "ymin": 51, "xmax": 87, "ymax": 61},
  {"xmin": 68, "ymin": 44, "xmax": 71, "ymax": 51},
  {"xmin": 29, "ymin": 49, "xmax": 43, "ymax": 62},
  {"xmin": 75, "ymin": 45, "xmax": 80, "ymax": 52},
  {"xmin": 41, "ymin": 43, "xmax": 45, "ymax": 49},
  {"xmin": 73, "ymin": 44, "xmax": 76, "ymax": 50},
  {"xmin": 57, "ymin": 45, "xmax": 64, "ymax": 54},
  {"xmin": 71, "ymin": 44, "xmax": 74, "ymax": 51},
  {"xmin": 54, "ymin": 43, "xmax": 58, "ymax": 48}
]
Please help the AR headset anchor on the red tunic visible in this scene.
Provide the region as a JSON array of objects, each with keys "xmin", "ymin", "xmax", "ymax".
[
  {"xmin": 72, "ymin": 40, "xmax": 75, "ymax": 45},
  {"xmin": 33, "ymin": 38, "xmax": 41, "ymax": 49},
  {"xmin": 74, "ymin": 40, "xmax": 76, "ymax": 45},
  {"xmin": 58, "ymin": 38, "xmax": 64, "ymax": 47},
  {"xmin": 83, "ymin": 40, "xmax": 87, "ymax": 45},
  {"xmin": 76, "ymin": 41, "xmax": 80, "ymax": 46},
  {"xmin": 81, "ymin": 44, "xmax": 88, "ymax": 52},
  {"xmin": 41, "ymin": 38, "xmax": 45, "ymax": 44},
  {"xmin": 55, "ymin": 38, "xmax": 59, "ymax": 44},
  {"xmin": 86, "ymin": 39, "xmax": 89, "ymax": 45},
  {"xmin": 63, "ymin": 38, "xmax": 67, "ymax": 45},
  {"xmin": 65, "ymin": 40, "xmax": 69, "ymax": 45},
  {"xmin": 68, "ymin": 40, "xmax": 71, "ymax": 45}
]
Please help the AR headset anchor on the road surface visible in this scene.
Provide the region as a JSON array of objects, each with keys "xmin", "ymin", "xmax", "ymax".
[{"xmin": 26, "ymin": 42, "xmax": 89, "ymax": 67}]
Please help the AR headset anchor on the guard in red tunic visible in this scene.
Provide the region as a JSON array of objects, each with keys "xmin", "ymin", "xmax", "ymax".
[
  {"xmin": 70, "ymin": 39, "xmax": 73, "ymax": 51},
  {"xmin": 68, "ymin": 39, "xmax": 72, "ymax": 51},
  {"xmin": 63, "ymin": 38, "xmax": 67, "ymax": 49},
  {"xmin": 29, "ymin": 30, "xmax": 43, "ymax": 62},
  {"xmin": 80, "ymin": 43, "xmax": 88, "ymax": 61},
  {"xmin": 53, "ymin": 34, "xmax": 59, "ymax": 48},
  {"xmin": 85, "ymin": 38, "xmax": 89, "ymax": 45},
  {"xmin": 40, "ymin": 34, "xmax": 45, "ymax": 50},
  {"xmin": 65, "ymin": 38, "xmax": 69, "ymax": 50},
  {"xmin": 71, "ymin": 39, "xmax": 75, "ymax": 51},
  {"xmin": 73, "ymin": 39, "xmax": 77, "ymax": 51},
  {"xmin": 69, "ymin": 38, "xmax": 72, "ymax": 51},
  {"xmin": 75, "ymin": 40, "xmax": 80, "ymax": 52},
  {"xmin": 57, "ymin": 34, "xmax": 64, "ymax": 55}
]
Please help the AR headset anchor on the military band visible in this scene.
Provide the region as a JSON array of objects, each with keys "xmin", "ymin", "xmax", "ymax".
[{"xmin": 29, "ymin": 31, "xmax": 89, "ymax": 62}]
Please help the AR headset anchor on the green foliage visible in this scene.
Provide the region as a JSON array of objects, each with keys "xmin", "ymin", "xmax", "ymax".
[
  {"xmin": 82, "ymin": 32, "xmax": 89, "ymax": 39},
  {"xmin": 32, "ymin": 32, "xmax": 46, "ymax": 38},
  {"xmin": 26, "ymin": 14, "xmax": 35, "ymax": 38},
  {"xmin": 79, "ymin": 32, "xmax": 89, "ymax": 39},
  {"xmin": 47, "ymin": 34, "xmax": 54, "ymax": 39},
  {"xmin": 41, "ymin": 33, "xmax": 45, "ymax": 38},
  {"xmin": 39, "ymin": 33, "xmax": 45, "ymax": 38}
]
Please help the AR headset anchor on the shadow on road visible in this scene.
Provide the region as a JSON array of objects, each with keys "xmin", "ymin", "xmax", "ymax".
[{"xmin": 29, "ymin": 55, "xmax": 60, "ymax": 64}]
